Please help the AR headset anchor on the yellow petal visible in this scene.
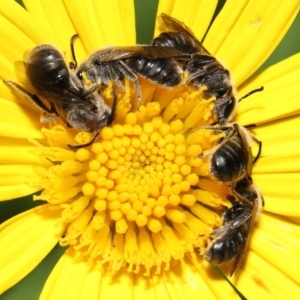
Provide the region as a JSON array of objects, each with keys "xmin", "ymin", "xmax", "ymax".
[
  {"xmin": 238, "ymin": 250, "xmax": 300, "ymax": 299},
  {"xmin": 204, "ymin": 0, "xmax": 248, "ymax": 54},
  {"xmin": 93, "ymin": 0, "xmax": 136, "ymax": 45},
  {"xmin": 254, "ymin": 156, "xmax": 300, "ymax": 174},
  {"xmin": 258, "ymin": 213, "xmax": 300, "ymax": 244},
  {"xmin": 206, "ymin": 0, "xmax": 300, "ymax": 86},
  {"xmin": 251, "ymin": 114, "xmax": 300, "ymax": 142},
  {"xmin": 41, "ymin": 247, "xmax": 132, "ymax": 300},
  {"xmin": 255, "ymin": 215, "xmax": 300, "ymax": 260},
  {"xmin": 23, "ymin": 0, "xmax": 87, "ymax": 63},
  {"xmin": 155, "ymin": 0, "xmax": 174, "ymax": 28},
  {"xmin": 0, "ymin": 81, "xmax": 35, "ymax": 109},
  {"xmin": 250, "ymin": 224, "xmax": 300, "ymax": 286},
  {"xmin": 259, "ymin": 139, "xmax": 300, "ymax": 159},
  {"xmin": 0, "ymin": 123, "xmax": 44, "ymax": 139},
  {"xmin": 253, "ymin": 173, "xmax": 299, "ymax": 198},
  {"xmin": 159, "ymin": 261, "xmax": 218, "ymax": 300},
  {"xmin": 97, "ymin": 268, "xmax": 133, "ymax": 300},
  {"xmin": 40, "ymin": 248, "xmax": 101, "ymax": 300},
  {"xmin": 0, "ymin": 99, "xmax": 42, "ymax": 133},
  {"xmin": 0, "ymin": 54, "xmax": 18, "ymax": 82},
  {"xmin": 246, "ymin": 115, "xmax": 300, "ymax": 159},
  {"xmin": 62, "ymin": 0, "xmax": 103, "ymax": 53},
  {"xmin": 0, "ymin": 1, "xmax": 58, "ymax": 47},
  {"xmin": 155, "ymin": 0, "xmax": 218, "ymax": 41},
  {"xmin": 240, "ymin": 52, "xmax": 300, "ymax": 89},
  {"xmin": 263, "ymin": 196, "xmax": 300, "ymax": 217},
  {"xmin": 189, "ymin": 258, "xmax": 243, "ymax": 299},
  {"xmin": 63, "ymin": 0, "xmax": 135, "ymax": 55},
  {"xmin": 0, "ymin": 184, "xmax": 40, "ymax": 201},
  {"xmin": 0, "ymin": 146, "xmax": 51, "ymax": 166},
  {"xmin": 0, "ymin": 205, "xmax": 66, "ymax": 294},
  {"xmin": 236, "ymin": 213, "xmax": 300, "ymax": 297},
  {"xmin": 235, "ymin": 53, "xmax": 300, "ymax": 125},
  {"xmin": 234, "ymin": 265, "xmax": 277, "ymax": 300},
  {"xmin": 0, "ymin": 164, "xmax": 43, "ymax": 185},
  {"xmin": 0, "ymin": 13, "xmax": 33, "ymax": 63}
]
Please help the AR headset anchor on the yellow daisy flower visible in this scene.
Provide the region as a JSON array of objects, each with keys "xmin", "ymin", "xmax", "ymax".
[{"xmin": 1, "ymin": 0, "xmax": 300, "ymax": 299}]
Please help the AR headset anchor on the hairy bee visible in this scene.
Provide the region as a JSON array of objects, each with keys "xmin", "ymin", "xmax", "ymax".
[
  {"xmin": 202, "ymin": 123, "xmax": 263, "ymax": 275},
  {"xmin": 153, "ymin": 13, "xmax": 237, "ymax": 124},
  {"xmin": 205, "ymin": 176, "xmax": 264, "ymax": 276},
  {"xmin": 199, "ymin": 123, "xmax": 261, "ymax": 183},
  {"xmin": 5, "ymin": 44, "xmax": 116, "ymax": 148},
  {"xmin": 76, "ymin": 45, "xmax": 187, "ymax": 105}
]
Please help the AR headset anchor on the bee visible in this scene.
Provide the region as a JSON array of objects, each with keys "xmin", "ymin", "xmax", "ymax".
[
  {"xmin": 198, "ymin": 123, "xmax": 261, "ymax": 183},
  {"xmin": 4, "ymin": 44, "xmax": 116, "ymax": 149},
  {"xmin": 76, "ymin": 45, "xmax": 187, "ymax": 105},
  {"xmin": 204, "ymin": 176, "xmax": 264, "ymax": 276},
  {"xmin": 202, "ymin": 123, "xmax": 263, "ymax": 275},
  {"xmin": 153, "ymin": 13, "xmax": 237, "ymax": 124}
]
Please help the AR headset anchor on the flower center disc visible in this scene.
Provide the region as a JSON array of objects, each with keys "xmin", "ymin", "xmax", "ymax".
[{"xmin": 33, "ymin": 81, "xmax": 232, "ymax": 275}]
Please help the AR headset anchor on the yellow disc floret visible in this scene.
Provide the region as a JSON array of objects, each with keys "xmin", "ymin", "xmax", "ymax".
[{"xmin": 32, "ymin": 82, "xmax": 232, "ymax": 276}]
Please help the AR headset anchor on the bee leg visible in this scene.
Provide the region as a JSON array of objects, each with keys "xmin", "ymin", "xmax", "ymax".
[
  {"xmin": 67, "ymin": 91, "xmax": 118, "ymax": 150},
  {"xmin": 67, "ymin": 91, "xmax": 117, "ymax": 150},
  {"xmin": 4, "ymin": 80, "xmax": 54, "ymax": 114},
  {"xmin": 214, "ymin": 88, "xmax": 236, "ymax": 125},
  {"xmin": 82, "ymin": 83, "xmax": 101, "ymax": 97},
  {"xmin": 112, "ymin": 78, "xmax": 126, "ymax": 93},
  {"xmin": 40, "ymin": 112, "xmax": 59, "ymax": 123},
  {"xmin": 133, "ymin": 80, "xmax": 141, "ymax": 107},
  {"xmin": 117, "ymin": 60, "xmax": 141, "ymax": 107},
  {"xmin": 191, "ymin": 124, "xmax": 234, "ymax": 134},
  {"xmin": 67, "ymin": 131, "xmax": 100, "ymax": 150},
  {"xmin": 107, "ymin": 89, "xmax": 118, "ymax": 126},
  {"xmin": 210, "ymin": 209, "xmax": 252, "ymax": 237},
  {"xmin": 193, "ymin": 125, "xmax": 234, "ymax": 158}
]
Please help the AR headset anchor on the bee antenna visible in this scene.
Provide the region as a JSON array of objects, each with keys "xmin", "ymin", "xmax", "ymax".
[
  {"xmin": 70, "ymin": 34, "xmax": 79, "ymax": 69},
  {"xmin": 239, "ymin": 86, "xmax": 264, "ymax": 102}
]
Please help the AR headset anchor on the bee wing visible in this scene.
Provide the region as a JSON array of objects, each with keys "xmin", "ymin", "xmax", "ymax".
[
  {"xmin": 160, "ymin": 13, "xmax": 196, "ymax": 37},
  {"xmin": 23, "ymin": 48, "xmax": 32, "ymax": 63},
  {"xmin": 230, "ymin": 198, "xmax": 259, "ymax": 277},
  {"xmin": 99, "ymin": 45, "xmax": 187, "ymax": 62},
  {"xmin": 235, "ymin": 124, "xmax": 254, "ymax": 177},
  {"xmin": 14, "ymin": 61, "xmax": 33, "ymax": 87},
  {"xmin": 160, "ymin": 13, "xmax": 211, "ymax": 55}
]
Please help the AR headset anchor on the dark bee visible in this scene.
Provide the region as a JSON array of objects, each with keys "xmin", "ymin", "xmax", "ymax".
[
  {"xmin": 202, "ymin": 123, "xmax": 263, "ymax": 275},
  {"xmin": 153, "ymin": 13, "xmax": 237, "ymax": 124},
  {"xmin": 76, "ymin": 45, "xmax": 187, "ymax": 105},
  {"xmin": 205, "ymin": 176, "xmax": 264, "ymax": 276},
  {"xmin": 199, "ymin": 123, "xmax": 260, "ymax": 183},
  {"xmin": 4, "ymin": 44, "xmax": 116, "ymax": 149}
]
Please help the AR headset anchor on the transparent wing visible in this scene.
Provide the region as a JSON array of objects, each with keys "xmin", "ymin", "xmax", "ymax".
[
  {"xmin": 160, "ymin": 13, "xmax": 211, "ymax": 55},
  {"xmin": 14, "ymin": 60, "xmax": 32, "ymax": 87},
  {"xmin": 98, "ymin": 45, "xmax": 189, "ymax": 62}
]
